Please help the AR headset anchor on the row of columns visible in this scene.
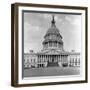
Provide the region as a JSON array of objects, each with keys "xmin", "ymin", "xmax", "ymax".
[
  {"xmin": 44, "ymin": 42, "xmax": 62, "ymax": 49},
  {"xmin": 38, "ymin": 55, "xmax": 68, "ymax": 63}
]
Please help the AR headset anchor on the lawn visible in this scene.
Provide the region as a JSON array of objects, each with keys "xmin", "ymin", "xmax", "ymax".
[{"xmin": 24, "ymin": 67, "xmax": 80, "ymax": 77}]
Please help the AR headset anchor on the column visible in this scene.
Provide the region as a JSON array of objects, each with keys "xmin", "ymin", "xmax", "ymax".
[
  {"xmin": 42, "ymin": 55, "xmax": 43, "ymax": 62},
  {"xmin": 58, "ymin": 55, "xmax": 59, "ymax": 62},
  {"xmin": 48, "ymin": 55, "xmax": 50, "ymax": 62},
  {"xmin": 64, "ymin": 55, "xmax": 65, "ymax": 63},
  {"xmin": 45, "ymin": 55, "xmax": 46, "ymax": 62},
  {"xmin": 39, "ymin": 55, "xmax": 41, "ymax": 67},
  {"xmin": 43, "ymin": 55, "xmax": 44, "ymax": 67},
  {"xmin": 55, "ymin": 55, "xmax": 56, "ymax": 62},
  {"xmin": 62, "ymin": 55, "xmax": 63, "ymax": 63},
  {"xmin": 57, "ymin": 55, "xmax": 58, "ymax": 62},
  {"xmin": 41, "ymin": 55, "xmax": 43, "ymax": 67},
  {"xmin": 54, "ymin": 55, "xmax": 56, "ymax": 62},
  {"xmin": 60, "ymin": 55, "xmax": 61, "ymax": 62},
  {"xmin": 43, "ymin": 55, "xmax": 44, "ymax": 62},
  {"xmin": 39, "ymin": 55, "xmax": 40, "ymax": 68},
  {"xmin": 53, "ymin": 55, "xmax": 55, "ymax": 62},
  {"xmin": 49, "ymin": 55, "xmax": 50, "ymax": 62},
  {"xmin": 47, "ymin": 55, "xmax": 48, "ymax": 62},
  {"xmin": 41, "ymin": 55, "xmax": 42, "ymax": 63},
  {"xmin": 58, "ymin": 43, "xmax": 59, "ymax": 48},
  {"xmin": 56, "ymin": 55, "xmax": 57, "ymax": 62},
  {"xmin": 48, "ymin": 42, "xmax": 49, "ymax": 48},
  {"xmin": 65, "ymin": 55, "xmax": 66, "ymax": 63},
  {"xmin": 51, "ymin": 55, "xmax": 52, "ymax": 62},
  {"xmin": 39, "ymin": 55, "xmax": 40, "ymax": 63},
  {"xmin": 66, "ymin": 55, "xmax": 68, "ymax": 63},
  {"xmin": 40, "ymin": 55, "xmax": 42, "ymax": 64},
  {"xmin": 74, "ymin": 57, "xmax": 75, "ymax": 66},
  {"xmin": 46, "ymin": 55, "xmax": 47, "ymax": 62},
  {"xmin": 37, "ymin": 55, "xmax": 39, "ymax": 63},
  {"xmin": 48, "ymin": 55, "xmax": 49, "ymax": 62},
  {"xmin": 38, "ymin": 55, "xmax": 40, "ymax": 63},
  {"xmin": 63, "ymin": 55, "xmax": 64, "ymax": 63},
  {"xmin": 47, "ymin": 55, "xmax": 49, "ymax": 61},
  {"xmin": 40, "ymin": 55, "xmax": 41, "ymax": 64},
  {"xmin": 50, "ymin": 55, "xmax": 51, "ymax": 62},
  {"xmin": 40, "ymin": 55, "xmax": 42, "ymax": 68}
]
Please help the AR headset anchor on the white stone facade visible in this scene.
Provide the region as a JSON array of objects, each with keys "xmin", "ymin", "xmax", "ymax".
[
  {"xmin": 24, "ymin": 51, "xmax": 80, "ymax": 68},
  {"xmin": 68, "ymin": 53, "xmax": 80, "ymax": 67}
]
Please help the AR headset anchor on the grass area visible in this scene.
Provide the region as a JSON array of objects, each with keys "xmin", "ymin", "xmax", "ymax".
[{"xmin": 24, "ymin": 67, "xmax": 80, "ymax": 77}]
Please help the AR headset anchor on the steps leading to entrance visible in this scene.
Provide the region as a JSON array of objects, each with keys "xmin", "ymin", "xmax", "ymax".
[{"xmin": 47, "ymin": 62, "xmax": 59, "ymax": 67}]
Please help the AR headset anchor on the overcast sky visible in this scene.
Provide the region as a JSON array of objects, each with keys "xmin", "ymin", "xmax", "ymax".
[{"xmin": 24, "ymin": 12, "xmax": 81, "ymax": 53}]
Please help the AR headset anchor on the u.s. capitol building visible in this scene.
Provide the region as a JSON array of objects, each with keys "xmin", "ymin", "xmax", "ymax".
[{"xmin": 24, "ymin": 16, "xmax": 80, "ymax": 68}]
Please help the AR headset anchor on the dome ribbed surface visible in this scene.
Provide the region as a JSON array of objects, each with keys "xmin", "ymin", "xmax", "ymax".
[
  {"xmin": 46, "ymin": 25, "xmax": 60, "ymax": 35},
  {"xmin": 42, "ymin": 15, "xmax": 64, "ymax": 51}
]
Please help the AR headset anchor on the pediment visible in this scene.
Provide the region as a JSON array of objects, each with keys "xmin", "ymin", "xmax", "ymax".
[{"xmin": 44, "ymin": 49, "xmax": 61, "ymax": 55}]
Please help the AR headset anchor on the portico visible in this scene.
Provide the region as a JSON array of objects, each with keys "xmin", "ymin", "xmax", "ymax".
[{"xmin": 37, "ymin": 54, "xmax": 68, "ymax": 67}]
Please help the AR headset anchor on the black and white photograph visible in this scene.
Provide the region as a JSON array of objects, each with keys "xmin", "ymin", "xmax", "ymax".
[
  {"xmin": 23, "ymin": 12, "xmax": 81, "ymax": 77},
  {"xmin": 11, "ymin": 3, "xmax": 87, "ymax": 87}
]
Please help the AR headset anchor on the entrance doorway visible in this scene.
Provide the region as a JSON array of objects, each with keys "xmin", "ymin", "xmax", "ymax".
[{"xmin": 47, "ymin": 55, "xmax": 58, "ymax": 67}]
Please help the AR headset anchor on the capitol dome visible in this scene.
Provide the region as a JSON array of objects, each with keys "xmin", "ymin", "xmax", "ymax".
[
  {"xmin": 44, "ymin": 15, "xmax": 62, "ymax": 39},
  {"xmin": 43, "ymin": 15, "xmax": 63, "ymax": 51}
]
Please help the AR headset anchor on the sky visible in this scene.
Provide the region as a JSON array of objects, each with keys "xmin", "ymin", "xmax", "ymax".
[{"xmin": 24, "ymin": 12, "xmax": 81, "ymax": 53}]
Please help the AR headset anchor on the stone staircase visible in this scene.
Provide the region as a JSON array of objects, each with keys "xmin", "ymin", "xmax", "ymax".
[{"xmin": 47, "ymin": 62, "xmax": 59, "ymax": 67}]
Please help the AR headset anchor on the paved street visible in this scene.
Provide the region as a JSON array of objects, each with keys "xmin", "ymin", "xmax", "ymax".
[{"xmin": 24, "ymin": 67, "xmax": 80, "ymax": 77}]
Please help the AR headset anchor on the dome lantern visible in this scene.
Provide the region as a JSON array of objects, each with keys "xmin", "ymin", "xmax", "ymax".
[{"xmin": 51, "ymin": 15, "xmax": 55, "ymax": 26}]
